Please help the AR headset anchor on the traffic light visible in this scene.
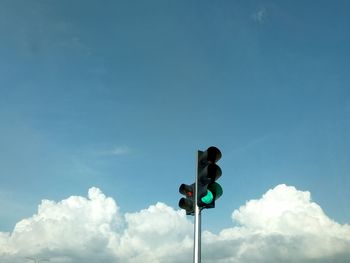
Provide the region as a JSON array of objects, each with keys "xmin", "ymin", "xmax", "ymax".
[
  {"xmin": 178, "ymin": 146, "xmax": 223, "ymax": 214},
  {"xmin": 178, "ymin": 146, "xmax": 223, "ymax": 262},
  {"xmin": 178, "ymin": 183, "xmax": 195, "ymax": 215},
  {"xmin": 197, "ymin": 146, "xmax": 223, "ymax": 209}
]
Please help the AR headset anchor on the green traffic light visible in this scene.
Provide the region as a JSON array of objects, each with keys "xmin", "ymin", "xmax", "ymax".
[{"xmin": 201, "ymin": 189, "xmax": 214, "ymax": 204}]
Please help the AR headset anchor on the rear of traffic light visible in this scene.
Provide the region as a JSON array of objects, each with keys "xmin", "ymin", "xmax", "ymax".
[{"xmin": 197, "ymin": 146, "xmax": 223, "ymax": 209}]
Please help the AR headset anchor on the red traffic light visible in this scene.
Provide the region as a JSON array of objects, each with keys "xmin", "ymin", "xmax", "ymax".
[
  {"xmin": 179, "ymin": 184, "xmax": 195, "ymax": 215},
  {"xmin": 179, "ymin": 184, "xmax": 194, "ymax": 197}
]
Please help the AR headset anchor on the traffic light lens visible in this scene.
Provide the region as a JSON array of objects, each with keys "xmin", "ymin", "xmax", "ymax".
[{"xmin": 201, "ymin": 189, "xmax": 214, "ymax": 204}]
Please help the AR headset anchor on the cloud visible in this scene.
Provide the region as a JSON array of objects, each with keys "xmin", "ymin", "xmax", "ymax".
[
  {"xmin": 230, "ymin": 134, "xmax": 271, "ymax": 154},
  {"xmin": 204, "ymin": 184, "xmax": 350, "ymax": 262},
  {"xmin": 99, "ymin": 146, "xmax": 133, "ymax": 156},
  {"xmin": 1, "ymin": 185, "xmax": 349, "ymax": 262},
  {"xmin": 0, "ymin": 187, "xmax": 122, "ymax": 262},
  {"xmin": 252, "ymin": 8, "xmax": 267, "ymax": 24}
]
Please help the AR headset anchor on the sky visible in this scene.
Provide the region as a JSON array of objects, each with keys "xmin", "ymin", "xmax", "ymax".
[{"xmin": 0, "ymin": 0, "xmax": 349, "ymax": 262}]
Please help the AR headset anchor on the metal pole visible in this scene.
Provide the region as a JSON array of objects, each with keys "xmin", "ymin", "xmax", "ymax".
[
  {"xmin": 194, "ymin": 151, "xmax": 202, "ymax": 263},
  {"xmin": 193, "ymin": 201, "xmax": 201, "ymax": 263}
]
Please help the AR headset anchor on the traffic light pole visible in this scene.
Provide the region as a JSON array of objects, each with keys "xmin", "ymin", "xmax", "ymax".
[
  {"xmin": 194, "ymin": 151, "xmax": 202, "ymax": 263},
  {"xmin": 193, "ymin": 202, "xmax": 202, "ymax": 263}
]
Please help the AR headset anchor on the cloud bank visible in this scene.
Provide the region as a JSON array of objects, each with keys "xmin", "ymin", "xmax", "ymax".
[{"xmin": 1, "ymin": 185, "xmax": 349, "ymax": 263}]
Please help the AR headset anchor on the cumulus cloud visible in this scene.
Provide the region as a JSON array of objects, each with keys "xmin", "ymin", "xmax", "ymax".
[
  {"xmin": 0, "ymin": 187, "xmax": 122, "ymax": 262},
  {"xmin": 203, "ymin": 184, "xmax": 350, "ymax": 262},
  {"xmin": 1, "ymin": 184, "xmax": 349, "ymax": 263}
]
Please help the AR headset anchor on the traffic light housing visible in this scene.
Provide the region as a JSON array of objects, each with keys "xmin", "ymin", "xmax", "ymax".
[
  {"xmin": 178, "ymin": 146, "xmax": 223, "ymax": 215},
  {"xmin": 197, "ymin": 146, "xmax": 223, "ymax": 209},
  {"xmin": 179, "ymin": 183, "xmax": 195, "ymax": 215}
]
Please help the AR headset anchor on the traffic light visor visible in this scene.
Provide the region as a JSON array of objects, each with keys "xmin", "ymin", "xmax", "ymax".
[
  {"xmin": 206, "ymin": 146, "xmax": 222, "ymax": 163},
  {"xmin": 208, "ymin": 182, "xmax": 223, "ymax": 200},
  {"xmin": 179, "ymin": 197, "xmax": 194, "ymax": 214}
]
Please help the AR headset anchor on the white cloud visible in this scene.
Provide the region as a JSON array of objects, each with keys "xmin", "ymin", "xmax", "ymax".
[
  {"xmin": 1, "ymin": 184, "xmax": 349, "ymax": 263},
  {"xmin": 99, "ymin": 146, "xmax": 133, "ymax": 156},
  {"xmin": 203, "ymin": 184, "xmax": 350, "ymax": 262},
  {"xmin": 1, "ymin": 187, "xmax": 121, "ymax": 262},
  {"xmin": 252, "ymin": 8, "xmax": 267, "ymax": 24},
  {"xmin": 116, "ymin": 203, "xmax": 193, "ymax": 263}
]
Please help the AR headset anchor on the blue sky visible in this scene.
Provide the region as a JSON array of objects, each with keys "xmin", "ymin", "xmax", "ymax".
[{"xmin": 1, "ymin": 0, "xmax": 350, "ymax": 239}]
